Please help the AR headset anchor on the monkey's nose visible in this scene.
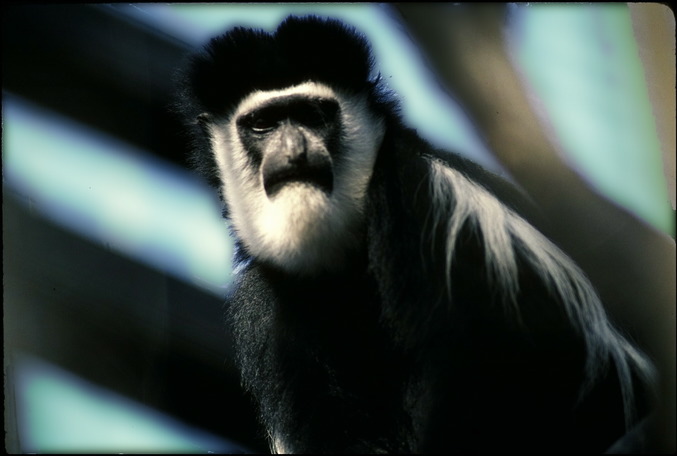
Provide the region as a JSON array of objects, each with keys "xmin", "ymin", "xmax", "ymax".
[{"xmin": 280, "ymin": 125, "xmax": 308, "ymax": 164}]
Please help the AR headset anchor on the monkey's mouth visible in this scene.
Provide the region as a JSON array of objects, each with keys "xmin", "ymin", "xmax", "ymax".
[{"xmin": 263, "ymin": 164, "xmax": 334, "ymax": 197}]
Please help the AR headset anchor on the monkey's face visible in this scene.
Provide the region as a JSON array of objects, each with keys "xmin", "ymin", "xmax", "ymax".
[
  {"xmin": 206, "ymin": 82, "xmax": 384, "ymax": 275},
  {"xmin": 238, "ymin": 94, "xmax": 338, "ymax": 199}
]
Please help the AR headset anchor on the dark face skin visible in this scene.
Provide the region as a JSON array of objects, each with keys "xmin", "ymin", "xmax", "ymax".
[{"xmin": 236, "ymin": 95, "xmax": 341, "ymax": 197}]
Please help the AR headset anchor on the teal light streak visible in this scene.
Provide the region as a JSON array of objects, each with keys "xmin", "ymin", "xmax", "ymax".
[
  {"xmin": 14, "ymin": 354, "xmax": 238, "ymax": 453},
  {"xmin": 2, "ymin": 95, "xmax": 233, "ymax": 295}
]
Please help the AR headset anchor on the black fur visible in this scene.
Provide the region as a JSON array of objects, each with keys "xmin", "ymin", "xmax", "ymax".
[
  {"xmin": 178, "ymin": 15, "xmax": 651, "ymax": 453},
  {"xmin": 175, "ymin": 16, "xmax": 396, "ymax": 194},
  {"xmin": 227, "ymin": 127, "xmax": 630, "ymax": 452},
  {"xmin": 181, "ymin": 16, "xmax": 384, "ymax": 117}
]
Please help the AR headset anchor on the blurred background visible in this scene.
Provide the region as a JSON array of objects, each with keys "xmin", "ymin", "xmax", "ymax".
[{"xmin": 3, "ymin": 3, "xmax": 674, "ymax": 453}]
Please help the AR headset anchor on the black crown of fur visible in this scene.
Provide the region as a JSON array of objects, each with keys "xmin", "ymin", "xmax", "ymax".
[{"xmin": 184, "ymin": 15, "xmax": 377, "ymax": 116}]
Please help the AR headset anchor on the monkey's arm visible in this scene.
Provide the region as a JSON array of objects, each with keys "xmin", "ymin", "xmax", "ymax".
[{"xmin": 394, "ymin": 4, "xmax": 675, "ymax": 452}]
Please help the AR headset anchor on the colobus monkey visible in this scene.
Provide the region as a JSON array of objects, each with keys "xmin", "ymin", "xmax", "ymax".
[{"xmin": 177, "ymin": 15, "xmax": 654, "ymax": 453}]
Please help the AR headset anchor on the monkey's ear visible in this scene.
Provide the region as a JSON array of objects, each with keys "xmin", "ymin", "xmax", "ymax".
[
  {"xmin": 196, "ymin": 112, "xmax": 212, "ymax": 125},
  {"xmin": 196, "ymin": 113, "xmax": 212, "ymax": 135}
]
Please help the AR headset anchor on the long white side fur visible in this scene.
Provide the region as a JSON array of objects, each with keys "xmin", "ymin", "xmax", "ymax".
[
  {"xmin": 427, "ymin": 157, "xmax": 654, "ymax": 427},
  {"xmin": 209, "ymin": 81, "xmax": 384, "ymax": 275},
  {"xmin": 270, "ymin": 433, "xmax": 289, "ymax": 454}
]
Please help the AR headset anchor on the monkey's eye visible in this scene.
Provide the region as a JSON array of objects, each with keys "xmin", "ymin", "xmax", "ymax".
[
  {"xmin": 238, "ymin": 109, "xmax": 281, "ymax": 134},
  {"xmin": 249, "ymin": 116, "xmax": 278, "ymax": 133}
]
